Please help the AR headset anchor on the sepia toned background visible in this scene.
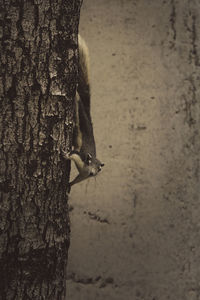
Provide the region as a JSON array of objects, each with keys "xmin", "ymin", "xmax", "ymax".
[{"xmin": 66, "ymin": 1, "xmax": 200, "ymax": 299}]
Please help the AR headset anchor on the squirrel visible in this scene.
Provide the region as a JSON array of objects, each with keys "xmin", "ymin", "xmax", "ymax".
[{"xmin": 64, "ymin": 35, "xmax": 104, "ymax": 190}]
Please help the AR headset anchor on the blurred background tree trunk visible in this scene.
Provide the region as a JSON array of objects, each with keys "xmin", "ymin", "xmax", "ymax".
[{"xmin": 0, "ymin": 0, "xmax": 82, "ymax": 299}]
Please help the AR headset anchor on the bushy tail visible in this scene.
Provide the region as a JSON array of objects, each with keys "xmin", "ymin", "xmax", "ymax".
[{"xmin": 77, "ymin": 34, "xmax": 91, "ymax": 116}]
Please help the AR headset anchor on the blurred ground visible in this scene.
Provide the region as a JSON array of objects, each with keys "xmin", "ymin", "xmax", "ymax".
[{"xmin": 66, "ymin": 1, "xmax": 200, "ymax": 299}]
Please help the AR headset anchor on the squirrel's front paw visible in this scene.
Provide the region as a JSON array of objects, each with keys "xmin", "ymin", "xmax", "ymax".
[{"xmin": 61, "ymin": 149, "xmax": 71, "ymax": 160}]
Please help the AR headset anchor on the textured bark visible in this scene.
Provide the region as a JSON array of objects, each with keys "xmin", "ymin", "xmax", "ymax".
[{"xmin": 0, "ymin": 0, "xmax": 82, "ymax": 299}]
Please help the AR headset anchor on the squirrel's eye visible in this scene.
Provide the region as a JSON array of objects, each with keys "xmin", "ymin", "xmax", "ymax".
[{"xmin": 85, "ymin": 158, "xmax": 92, "ymax": 166}]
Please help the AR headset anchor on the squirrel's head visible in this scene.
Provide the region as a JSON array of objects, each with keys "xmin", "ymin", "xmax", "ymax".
[
  {"xmin": 69, "ymin": 151, "xmax": 104, "ymax": 177},
  {"xmin": 85, "ymin": 153, "xmax": 104, "ymax": 176}
]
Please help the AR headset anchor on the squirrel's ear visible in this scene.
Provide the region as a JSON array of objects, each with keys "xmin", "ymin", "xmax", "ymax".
[
  {"xmin": 86, "ymin": 153, "xmax": 92, "ymax": 164},
  {"xmin": 87, "ymin": 153, "xmax": 92, "ymax": 159}
]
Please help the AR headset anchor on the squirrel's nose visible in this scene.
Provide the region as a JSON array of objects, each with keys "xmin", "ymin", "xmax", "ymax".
[{"xmin": 89, "ymin": 168, "xmax": 95, "ymax": 176}]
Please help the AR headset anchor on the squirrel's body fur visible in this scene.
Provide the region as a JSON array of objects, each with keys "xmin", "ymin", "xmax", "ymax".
[{"xmin": 67, "ymin": 35, "xmax": 104, "ymax": 188}]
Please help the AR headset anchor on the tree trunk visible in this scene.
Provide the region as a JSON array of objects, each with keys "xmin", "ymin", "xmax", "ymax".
[{"xmin": 0, "ymin": 0, "xmax": 82, "ymax": 299}]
